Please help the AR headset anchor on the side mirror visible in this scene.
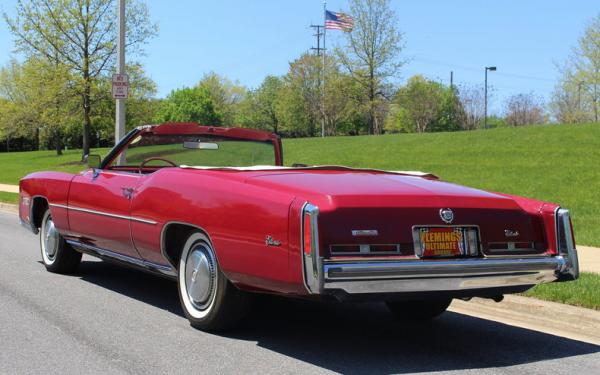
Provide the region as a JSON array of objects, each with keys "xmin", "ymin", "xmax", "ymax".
[{"xmin": 85, "ymin": 154, "xmax": 102, "ymax": 169}]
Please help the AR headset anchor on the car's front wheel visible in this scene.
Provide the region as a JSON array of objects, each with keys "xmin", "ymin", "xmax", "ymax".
[
  {"xmin": 40, "ymin": 209, "xmax": 82, "ymax": 273},
  {"xmin": 386, "ymin": 298, "xmax": 452, "ymax": 320},
  {"xmin": 177, "ymin": 232, "xmax": 250, "ymax": 332}
]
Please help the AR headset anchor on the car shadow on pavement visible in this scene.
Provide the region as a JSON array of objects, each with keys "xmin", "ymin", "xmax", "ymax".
[{"xmin": 77, "ymin": 259, "xmax": 600, "ymax": 374}]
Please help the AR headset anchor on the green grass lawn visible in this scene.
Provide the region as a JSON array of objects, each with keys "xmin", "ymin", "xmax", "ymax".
[
  {"xmin": 283, "ymin": 124, "xmax": 600, "ymax": 247},
  {"xmin": 1, "ymin": 123, "xmax": 599, "ymax": 245},
  {"xmin": 0, "ymin": 192, "xmax": 19, "ymax": 204},
  {"xmin": 524, "ymin": 272, "xmax": 600, "ymax": 310},
  {"xmin": 0, "ymin": 148, "xmax": 110, "ymax": 185}
]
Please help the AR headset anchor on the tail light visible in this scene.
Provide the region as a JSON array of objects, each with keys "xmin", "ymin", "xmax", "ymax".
[
  {"xmin": 555, "ymin": 208, "xmax": 579, "ymax": 280},
  {"xmin": 303, "ymin": 211, "xmax": 312, "ymax": 255},
  {"xmin": 301, "ymin": 203, "xmax": 321, "ymax": 293}
]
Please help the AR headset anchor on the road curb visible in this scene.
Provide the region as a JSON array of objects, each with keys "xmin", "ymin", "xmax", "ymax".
[
  {"xmin": 0, "ymin": 202, "xmax": 18, "ymax": 214},
  {"xmin": 450, "ymin": 295, "xmax": 600, "ymax": 345}
]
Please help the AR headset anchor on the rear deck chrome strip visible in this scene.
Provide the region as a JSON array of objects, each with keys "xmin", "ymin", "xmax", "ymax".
[{"xmin": 49, "ymin": 203, "xmax": 157, "ymax": 225}]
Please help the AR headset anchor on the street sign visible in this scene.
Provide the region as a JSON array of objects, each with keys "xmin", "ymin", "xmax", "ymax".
[{"xmin": 112, "ymin": 73, "xmax": 129, "ymax": 99}]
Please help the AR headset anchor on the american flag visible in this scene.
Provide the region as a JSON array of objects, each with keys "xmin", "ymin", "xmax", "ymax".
[{"xmin": 325, "ymin": 10, "xmax": 354, "ymax": 31}]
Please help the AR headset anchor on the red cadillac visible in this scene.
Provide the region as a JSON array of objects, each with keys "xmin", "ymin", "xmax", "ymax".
[{"xmin": 19, "ymin": 123, "xmax": 579, "ymax": 331}]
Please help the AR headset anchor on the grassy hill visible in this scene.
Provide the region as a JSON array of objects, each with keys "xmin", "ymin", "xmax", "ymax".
[
  {"xmin": 284, "ymin": 124, "xmax": 600, "ymax": 246},
  {"xmin": 1, "ymin": 123, "xmax": 598, "ymax": 246}
]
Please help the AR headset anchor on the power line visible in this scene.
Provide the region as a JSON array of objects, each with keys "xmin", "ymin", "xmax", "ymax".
[{"xmin": 411, "ymin": 57, "xmax": 556, "ymax": 83}]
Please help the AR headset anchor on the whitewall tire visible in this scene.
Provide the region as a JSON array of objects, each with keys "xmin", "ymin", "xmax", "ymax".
[
  {"xmin": 39, "ymin": 209, "xmax": 82, "ymax": 273},
  {"xmin": 177, "ymin": 231, "xmax": 250, "ymax": 331}
]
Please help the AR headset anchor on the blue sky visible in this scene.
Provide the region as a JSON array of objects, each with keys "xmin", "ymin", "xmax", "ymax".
[{"xmin": 0, "ymin": 0, "xmax": 597, "ymax": 114}]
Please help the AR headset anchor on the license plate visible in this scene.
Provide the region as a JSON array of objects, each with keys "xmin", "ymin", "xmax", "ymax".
[{"xmin": 415, "ymin": 227, "xmax": 466, "ymax": 257}]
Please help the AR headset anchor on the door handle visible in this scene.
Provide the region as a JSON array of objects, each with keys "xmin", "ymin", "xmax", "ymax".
[{"xmin": 121, "ymin": 187, "xmax": 134, "ymax": 199}]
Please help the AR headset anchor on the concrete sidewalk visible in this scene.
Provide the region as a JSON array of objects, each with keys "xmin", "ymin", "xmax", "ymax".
[
  {"xmin": 579, "ymin": 246, "xmax": 600, "ymax": 274},
  {"xmin": 450, "ymin": 294, "xmax": 600, "ymax": 345},
  {"xmin": 0, "ymin": 183, "xmax": 18, "ymax": 193}
]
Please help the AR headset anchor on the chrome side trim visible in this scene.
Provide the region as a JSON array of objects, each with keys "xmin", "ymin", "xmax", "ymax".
[
  {"xmin": 301, "ymin": 202, "xmax": 323, "ymax": 294},
  {"xmin": 321, "ymin": 257, "xmax": 564, "ymax": 294},
  {"xmin": 49, "ymin": 203, "xmax": 69, "ymax": 210},
  {"xmin": 50, "ymin": 203, "xmax": 157, "ymax": 225},
  {"xmin": 66, "ymin": 240, "xmax": 176, "ymax": 278}
]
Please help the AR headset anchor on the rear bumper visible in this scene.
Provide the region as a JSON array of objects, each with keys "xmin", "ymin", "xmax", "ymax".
[
  {"xmin": 299, "ymin": 203, "xmax": 580, "ymax": 297},
  {"xmin": 303, "ymin": 255, "xmax": 577, "ymax": 295}
]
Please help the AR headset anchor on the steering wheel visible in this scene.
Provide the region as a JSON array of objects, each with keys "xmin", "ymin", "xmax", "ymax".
[{"xmin": 139, "ymin": 157, "xmax": 177, "ymax": 173}]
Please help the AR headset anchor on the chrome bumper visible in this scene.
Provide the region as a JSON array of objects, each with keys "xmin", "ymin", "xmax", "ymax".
[{"xmin": 303, "ymin": 255, "xmax": 576, "ymax": 295}]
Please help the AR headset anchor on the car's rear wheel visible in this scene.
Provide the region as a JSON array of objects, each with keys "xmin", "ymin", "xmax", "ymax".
[
  {"xmin": 40, "ymin": 209, "xmax": 82, "ymax": 273},
  {"xmin": 177, "ymin": 232, "xmax": 250, "ymax": 332},
  {"xmin": 386, "ymin": 298, "xmax": 452, "ymax": 320}
]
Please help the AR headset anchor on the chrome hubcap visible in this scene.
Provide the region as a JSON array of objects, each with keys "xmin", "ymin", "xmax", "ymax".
[
  {"xmin": 44, "ymin": 216, "xmax": 59, "ymax": 260},
  {"xmin": 185, "ymin": 244, "xmax": 216, "ymax": 310}
]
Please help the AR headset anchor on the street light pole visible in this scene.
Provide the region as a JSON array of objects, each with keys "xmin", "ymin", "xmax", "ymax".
[
  {"xmin": 115, "ymin": 0, "xmax": 126, "ymax": 145},
  {"xmin": 484, "ymin": 66, "xmax": 496, "ymax": 129}
]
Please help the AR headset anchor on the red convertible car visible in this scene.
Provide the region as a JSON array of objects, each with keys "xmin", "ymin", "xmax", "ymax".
[{"xmin": 19, "ymin": 122, "xmax": 579, "ymax": 331}]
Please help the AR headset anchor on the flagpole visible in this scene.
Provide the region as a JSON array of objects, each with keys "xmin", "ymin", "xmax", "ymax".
[{"xmin": 322, "ymin": 1, "xmax": 326, "ymax": 138}]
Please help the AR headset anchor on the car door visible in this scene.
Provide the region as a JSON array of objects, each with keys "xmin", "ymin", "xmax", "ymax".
[{"xmin": 68, "ymin": 169, "xmax": 143, "ymax": 259}]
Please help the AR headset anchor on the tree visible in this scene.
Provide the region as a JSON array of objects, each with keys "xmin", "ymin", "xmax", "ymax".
[
  {"xmin": 385, "ymin": 76, "xmax": 463, "ymax": 133},
  {"xmin": 236, "ymin": 76, "xmax": 284, "ymax": 133},
  {"xmin": 572, "ymin": 15, "xmax": 600, "ymax": 122},
  {"xmin": 4, "ymin": 0, "xmax": 158, "ymax": 158},
  {"xmin": 283, "ymin": 54, "xmax": 322, "ymax": 136},
  {"xmin": 154, "ymin": 86, "xmax": 221, "ymax": 125},
  {"xmin": 504, "ymin": 93, "xmax": 546, "ymax": 126},
  {"xmin": 197, "ymin": 72, "xmax": 246, "ymax": 126},
  {"xmin": 457, "ymin": 84, "xmax": 486, "ymax": 130},
  {"xmin": 0, "ymin": 58, "xmax": 77, "ymax": 154},
  {"xmin": 550, "ymin": 73, "xmax": 586, "ymax": 124},
  {"xmin": 323, "ymin": 61, "xmax": 367, "ymax": 135},
  {"xmin": 551, "ymin": 14, "xmax": 600, "ymax": 123},
  {"xmin": 337, "ymin": 0, "xmax": 404, "ymax": 135}
]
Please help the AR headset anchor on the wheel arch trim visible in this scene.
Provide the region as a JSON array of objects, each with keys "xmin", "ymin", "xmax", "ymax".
[
  {"xmin": 160, "ymin": 221, "xmax": 222, "ymax": 271},
  {"xmin": 27, "ymin": 195, "xmax": 51, "ymax": 234}
]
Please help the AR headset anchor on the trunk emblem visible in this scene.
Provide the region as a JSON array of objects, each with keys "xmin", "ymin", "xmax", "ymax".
[
  {"xmin": 439, "ymin": 208, "xmax": 454, "ymax": 224},
  {"xmin": 504, "ymin": 229, "xmax": 519, "ymax": 237},
  {"xmin": 352, "ymin": 230, "xmax": 379, "ymax": 237}
]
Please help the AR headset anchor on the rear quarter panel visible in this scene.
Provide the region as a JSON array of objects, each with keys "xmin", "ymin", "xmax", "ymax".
[
  {"xmin": 19, "ymin": 172, "xmax": 76, "ymax": 232},
  {"xmin": 130, "ymin": 169, "xmax": 301, "ymax": 293}
]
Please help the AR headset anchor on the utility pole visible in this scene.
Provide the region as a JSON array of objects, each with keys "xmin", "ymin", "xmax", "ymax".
[
  {"xmin": 484, "ymin": 66, "xmax": 497, "ymax": 129},
  {"xmin": 321, "ymin": 0, "xmax": 326, "ymax": 137},
  {"xmin": 450, "ymin": 71, "xmax": 454, "ymax": 89},
  {"xmin": 310, "ymin": 25, "xmax": 324, "ymax": 56},
  {"xmin": 115, "ymin": 0, "xmax": 126, "ymax": 145}
]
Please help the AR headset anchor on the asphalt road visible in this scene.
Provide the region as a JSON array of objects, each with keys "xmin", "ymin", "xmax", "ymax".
[{"xmin": 1, "ymin": 211, "xmax": 599, "ymax": 375}]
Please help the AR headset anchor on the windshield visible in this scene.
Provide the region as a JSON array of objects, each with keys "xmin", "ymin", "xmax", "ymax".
[{"xmin": 109, "ymin": 133, "xmax": 276, "ymax": 168}]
